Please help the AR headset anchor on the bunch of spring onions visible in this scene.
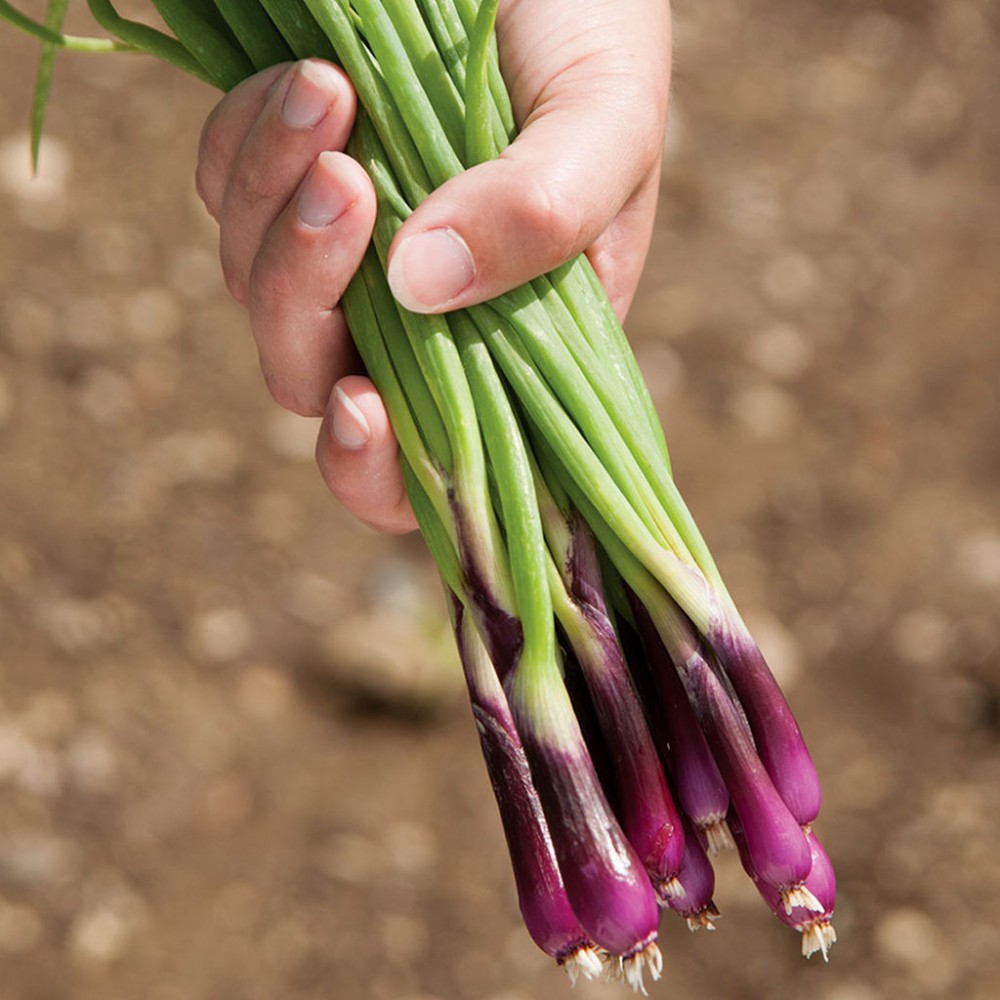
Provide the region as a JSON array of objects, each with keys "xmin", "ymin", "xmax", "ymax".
[{"xmin": 3, "ymin": 0, "xmax": 836, "ymax": 989}]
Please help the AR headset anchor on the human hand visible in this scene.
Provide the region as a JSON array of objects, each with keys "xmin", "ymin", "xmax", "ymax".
[{"xmin": 195, "ymin": 0, "xmax": 672, "ymax": 533}]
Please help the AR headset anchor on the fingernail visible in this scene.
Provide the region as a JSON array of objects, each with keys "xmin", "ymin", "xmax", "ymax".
[
  {"xmin": 331, "ymin": 385, "xmax": 370, "ymax": 450},
  {"xmin": 298, "ymin": 154, "xmax": 352, "ymax": 228},
  {"xmin": 281, "ymin": 61, "xmax": 335, "ymax": 129},
  {"xmin": 387, "ymin": 228, "xmax": 475, "ymax": 312}
]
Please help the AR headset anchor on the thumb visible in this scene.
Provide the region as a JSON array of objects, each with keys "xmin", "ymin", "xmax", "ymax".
[{"xmin": 385, "ymin": 74, "xmax": 665, "ymax": 314}]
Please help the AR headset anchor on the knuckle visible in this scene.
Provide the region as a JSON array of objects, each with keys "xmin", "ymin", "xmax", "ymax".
[
  {"xmin": 263, "ymin": 368, "xmax": 321, "ymax": 417},
  {"xmin": 513, "ymin": 179, "xmax": 585, "ymax": 262},
  {"xmin": 230, "ymin": 157, "xmax": 284, "ymax": 208}
]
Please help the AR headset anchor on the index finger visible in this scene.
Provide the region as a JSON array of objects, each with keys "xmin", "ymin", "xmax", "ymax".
[{"xmin": 195, "ymin": 62, "xmax": 290, "ymax": 220}]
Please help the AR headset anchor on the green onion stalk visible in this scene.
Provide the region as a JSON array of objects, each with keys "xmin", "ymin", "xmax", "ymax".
[{"xmin": 2, "ymin": 0, "xmax": 836, "ymax": 985}]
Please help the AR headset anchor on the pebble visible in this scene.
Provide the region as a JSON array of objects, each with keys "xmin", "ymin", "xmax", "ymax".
[
  {"xmin": 0, "ymin": 722, "xmax": 62, "ymax": 795},
  {"xmin": 121, "ymin": 286, "xmax": 183, "ymax": 343},
  {"xmin": 113, "ymin": 427, "xmax": 241, "ymax": 517},
  {"xmin": 744, "ymin": 322, "xmax": 814, "ymax": 380},
  {"xmin": 799, "ymin": 55, "xmax": 869, "ymax": 116},
  {"xmin": 720, "ymin": 175, "xmax": 784, "ymax": 239},
  {"xmin": 368, "ymin": 556, "xmax": 432, "ymax": 614},
  {"xmin": 383, "ymin": 821, "xmax": 439, "ymax": 880},
  {"xmin": 11, "ymin": 744, "xmax": 62, "ymax": 797},
  {"xmin": 900, "ymin": 67, "xmax": 964, "ymax": 145},
  {"xmin": 729, "ymin": 382, "xmax": 799, "ymax": 440},
  {"xmin": 874, "ymin": 907, "xmax": 956, "ymax": 990},
  {"xmin": 278, "ymin": 571, "xmax": 345, "ymax": 627},
  {"xmin": 187, "ymin": 607, "xmax": 255, "ymax": 663},
  {"xmin": 956, "ymin": 529, "xmax": 1000, "ymax": 589},
  {"xmin": 129, "ymin": 354, "xmax": 180, "ymax": 405},
  {"xmin": 379, "ymin": 913, "xmax": 429, "ymax": 966},
  {"xmin": 33, "ymin": 594, "xmax": 125, "ymax": 654},
  {"xmin": 319, "ymin": 832, "xmax": 380, "ymax": 886},
  {"xmin": 74, "ymin": 366, "xmax": 137, "ymax": 426},
  {"xmin": 66, "ymin": 728, "xmax": 119, "ymax": 793},
  {"xmin": 320, "ymin": 608, "xmax": 461, "ymax": 713},
  {"xmin": 891, "ymin": 607, "xmax": 954, "ymax": 668},
  {"xmin": 80, "ymin": 221, "xmax": 151, "ymax": 277},
  {"xmin": 151, "ymin": 428, "xmax": 242, "ymax": 486},
  {"xmin": 760, "ymin": 250, "xmax": 820, "ymax": 308},
  {"xmin": 0, "ymin": 834, "xmax": 79, "ymax": 887},
  {"xmin": 69, "ymin": 873, "xmax": 148, "ymax": 968},
  {"xmin": 821, "ymin": 983, "xmax": 880, "ymax": 1000},
  {"xmin": 68, "ymin": 905, "xmax": 136, "ymax": 967}
]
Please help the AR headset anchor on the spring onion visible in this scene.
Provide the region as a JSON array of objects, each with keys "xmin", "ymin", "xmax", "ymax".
[{"xmin": 1, "ymin": 0, "xmax": 836, "ymax": 988}]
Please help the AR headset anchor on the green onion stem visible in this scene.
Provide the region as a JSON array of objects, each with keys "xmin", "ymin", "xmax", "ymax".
[
  {"xmin": 450, "ymin": 309, "xmax": 555, "ymax": 672},
  {"xmin": 303, "ymin": 0, "xmax": 434, "ymax": 205},
  {"xmin": 341, "ymin": 252, "xmax": 454, "ymax": 536},
  {"xmin": 462, "ymin": 0, "xmax": 498, "ymax": 166},
  {"xmin": 30, "ymin": 0, "xmax": 68, "ymax": 171},
  {"xmin": 418, "ymin": 0, "xmax": 508, "ymax": 153},
  {"xmin": 478, "ymin": 292, "xmax": 686, "ymax": 556},
  {"xmin": 147, "ymin": 0, "xmax": 253, "ymax": 88},
  {"xmin": 346, "ymin": 0, "xmax": 465, "ymax": 187},
  {"xmin": 1, "ymin": 0, "xmax": 129, "ymax": 51},
  {"xmin": 451, "ymin": 0, "xmax": 514, "ymax": 135},
  {"xmin": 210, "ymin": 0, "xmax": 294, "ymax": 70},
  {"xmin": 356, "ymin": 0, "xmax": 466, "ymax": 156},
  {"xmin": 257, "ymin": 0, "xmax": 335, "ymax": 62}
]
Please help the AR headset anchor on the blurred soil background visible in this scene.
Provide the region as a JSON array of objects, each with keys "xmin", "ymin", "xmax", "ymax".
[{"xmin": 1, "ymin": 1, "xmax": 999, "ymax": 999}]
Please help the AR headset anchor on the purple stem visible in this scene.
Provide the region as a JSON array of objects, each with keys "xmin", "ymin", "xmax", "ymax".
[
  {"xmin": 510, "ymin": 692, "xmax": 661, "ymax": 958},
  {"xmin": 730, "ymin": 814, "xmax": 837, "ymax": 959},
  {"xmin": 561, "ymin": 520, "xmax": 686, "ymax": 897},
  {"xmin": 632, "ymin": 597, "xmax": 732, "ymax": 851},
  {"xmin": 647, "ymin": 602, "xmax": 815, "ymax": 903},
  {"xmin": 709, "ymin": 620, "xmax": 822, "ymax": 826},
  {"xmin": 664, "ymin": 817, "xmax": 720, "ymax": 931},
  {"xmin": 451, "ymin": 598, "xmax": 597, "ymax": 968}
]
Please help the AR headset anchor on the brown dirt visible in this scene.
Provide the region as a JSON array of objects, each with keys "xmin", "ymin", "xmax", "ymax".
[{"xmin": 1, "ymin": 2, "xmax": 998, "ymax": 999}]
